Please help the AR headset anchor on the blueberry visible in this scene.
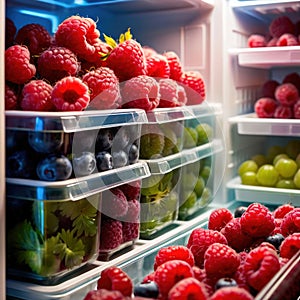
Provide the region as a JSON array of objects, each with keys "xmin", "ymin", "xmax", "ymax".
[
  {"xmin": 37, "ymin": 154, "xmax": 72, "ymax": 181},
  {"xmin": 112, "ymin": 150, "xmax": 128, "ymax": 168},
  {"xmin": 73, "ymin": 151, "xmax": 96, "ymax": 177},
  {"xmin": 128, "ymin": 143, "xmax": 139, "ymax": 164},
  {"xmin": 72, "ymin": 130, "xmax": 97, "ymax": 153},
  {"xmin": 96, "ymin": 151, "xmax": 113, "ymax": 171},
  {"xmin": 234, "ymin": 206, "xmax": 247, "ymax": 218},
  {"xmin": 6, "ymin": 130, "xmax": 28, "ymax": 153},
  {"xmin": 28, "ymin": 132, "xmax": 63, "ymax": 153},
  {"xmin": 113, "ymin": 126, "xmax": 130, "ymax": 150},
  {"xmin": 6, "ymin": 150, "xmax": 36, "ymax": 178},
  {"xmin": 134, "ymin": 281, "xmax": 159, "ymax": 298},
  {"xmin": 266, "ymin": 233, "xmax": 285, "ymax": 250},
  {"xmin": 215, "ymin": 278, "xmax": 238, "ymax": 290},
  {"xmin": 96, "ymin": 129, "xmax": 114, "ymax": 151}
]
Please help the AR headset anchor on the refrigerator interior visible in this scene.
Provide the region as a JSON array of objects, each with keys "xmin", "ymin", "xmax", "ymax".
[{"xmin": 3, "ymin": 0, "xmax": 300, "ymax": 299}]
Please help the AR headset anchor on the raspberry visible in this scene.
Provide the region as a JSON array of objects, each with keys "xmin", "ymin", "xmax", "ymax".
[
  {"xmin": 15, "ymin": 23, "xmax": 52, "ymax": 56},
  {"xmin": 254, "ymin": 97, "xmax": 277, "ymax": 118},
  {"xmin": 142, "ymin": 272, "xmax": 155, "ymax": 283},
  {"xmin": 261, "ymin": 80, "xmax": 279, "ymax": 98},
  {"xmin": 163, "ymin": 51, "xmax": 183, "ymax": 81},
  {"xmin": 120, "ymin": 75, "xmax": 160, "ymax": 111},
  {"xmin": 37, "ymin": 46, "xmax": 80, "ymax": 83},
  {"xmin": 122, "ymin": 222, "xmax": 139, "ymax": 243},
  {"xmin": 210, "ymin": 287, "xmax": 254, "ymax": 300},
  {"xmin": 55, "ymin": 16, "xmax": 100, "ymax": 60},
  {"xmin": 82, "ymin": 67, "xmax": 120, "ymax": 110},
  {"xmin": 220, "ymin": 218, "xmax": 253, "ymax": 252},
  {"xmin": 153, "ymin": 245, "xmax": 195, "ymax": 270},
  {"xmin": 143, "ymin": 46, "xmax": 157, "ymax": 58},
  {"xmin": 180, "ymin": 71, "xmax": 206, "ymax": 105},
  {"xmin": 51, "ymin": 76, "xmax": 90, "ymax": 111},
  {"xmin": 269, "ymin": 16, "xmax": 295, "ymax": 38},
  {"xmin": 186, "ymin": 228, "xmax": 227, "ymax": 268},
  {"xmin": 119, "ymin": 180, "xmax": 141, "ymax": 201},
  {"xmin": 20, "ymin": 80, "xmax": 54, "ymax": 111},
  {"xmin": 121, "ymin": 199, "xmax": 140, "ymax": 223},
  {"xmin": 97, "ymin": 266, "xmax": 133, "ymax": 297},
  {"xmin": 204, "ymin": 243, "xmax": 240, "ymax": 278},
  {"xmin": 177, "ymin": 85, "xmax": 187, "ymax": 106},
  {"xmin": 276, "ymin": 33, "xmax": 299, "ymax": 46},
  {"xmin": 5, "ymin": 18, "xmax": 16, "ymax": 48},
  {"xmin": 5, "ymin": 45, "xmax": 36, "ymax": 84},
  {"xmin": 267, "ymin": 37, "xmax": 278, "ymax": 47},
  {"xmin": 283, "ymin": 72, "xmax": 300, "ymax": 93},
  {"xmin": 294, "ymin": 100, "xmax": 300, "ymax": 119},
  {"xmin": 146, "ymin": 53, "xmax": 170, "ymax": 78},
  {"xmin": 273, "ymin": 203, "xmax": 295, "ymax": 219},
  {"xmin": 243, "ymin": 245, "xmax": 280, "ymax": 291},
  {"xmin": 84, "ymin": 289, "xmax": 125, "ymax": 300},
  {"xmin": 280, "ymin": 233, "xmax": 300, "ymax": 259},
  {"xmin": 154, "ymin": 260, "xmax": 194, "ymax": 299},
  {"xmin": 208, "ymin": 208, "xmax": 233, "ymax": 231},
  {"xmin": 5, "ymin": 84, "xmax": 18, "ymax": 110},
  {"xmin": 100, "ymin": 218, "xmax": 123, "ymax": 250},
  {"xmin": 280, "ymin": 208, "xmax": 300, "ymax": 237},
  {"xmin": 273, "ymin": 105, "xmax": 293, "ymax": 118},
  {"xmin": 247, "ymin": 34, "xmax": 267, "ymax": 48},
  {"xmin": 101, "ymin": 188, "xmax": 128, "ymax": 219},
  {"xmin": 240, "ymin": 203, "xmax": 275, "ymax": 238},
  {"xmin": 168, "ymin": 277, "xmax": 209, "ymax": 300},
  {"xmin": 158, "ymin": 78, "xmax": 180, "ymax": 108}
]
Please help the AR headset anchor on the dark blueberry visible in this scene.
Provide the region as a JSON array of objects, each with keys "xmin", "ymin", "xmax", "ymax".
[
  {"xmin": 234, "ymin": 206, "xmax": 248, "ymax": 218},
  {"xmin": 266, "ymin": 233, "xmax": 285, "ymax": 250},
  {"xmin": 28, "ymin": 131, "xmax": 64, "ymax": 153},
  {"xmin": 134, "ymin": 281, "xmax": 159, "ymax": 298},
  {"xmin": 72, "ymin": 130, "xmax": 97, "ymax": 153},
  {"xmin": 112, "ymin": 150, "xmax": 128, "ymax": 168},
  {"xmin": 73, "ymin": 151, "xmax": 96, "ymax": 177},
  {"xmin": 96, "ymin": 151, "xmax": 113, "ymax": 171},
  {"xmin": 113, "ymin": 126, "xmax": 130, "ymax": 150},
  {"xmin": 215, "ymin": 278, "xmax": 238, "ymax": 290},
  {"xmin": 37, "ymin": 154, "xmax": 72, "ymax": 181},
  {"xmin": 96, "ymin": 128, "xmax": 114, "ymax": 151},
  {"xmin": 6, "ymin": 130, "xmax": 29, "ymax": 153},
  {"xmin": 128, "ymin": 143, "xmax": 139, "ymax": 164},
  {"xmin": 6, "ymin": 150, "xmax": 36, "ymax": 178}
]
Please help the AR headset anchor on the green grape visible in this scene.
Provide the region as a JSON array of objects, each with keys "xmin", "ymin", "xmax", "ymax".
[
  {"xmin": 285, "ymin": 140, "xmax": 300, "ymax": 159},
  {"xmin": 256, "ymin": 164, "xmax": 279, "ymax": 187},
  {"xmin": 180, "ymin": 191, "xmax": 197, "ymax": 210},
  {"xmin": 194, "ymin": 176, "xmax": 205, "ymax": 197},
  {"xmin": 273, "ymin": 154, "xmax": 289, "ymax": 166},
  {"xmin": 238, "ymin": 160, "xmax": 258, "ymax": 176},
  {"xmin": 196, "ymin": 123, "xmax": 213, "ymax": 146},
  {"xmin": 274, "ymin": 158, "xmax": 298, "ymax": 179},
  {"xmin": 251, "ymin": 154, "xmax": 268, "ymax": 167},
  {"xmin": 296, "ymin": 153, "xmax": 300, "ymax": 168},
  {"xmin": 200, "ymin": 166, "xmax": 211, "ymax": 183},
  {"xmin": 266, "ymin": 145, "xmax": 285, "ymax": 163},
  {"xmin": 276, "ymin": 179, "xmax": 296, "ymax": 189},
  {"xmin": 293, "ymin": 169, "xmax": 300, "ymax": 189},
  {"xmin": 183, "ymin": 127, "xmax": 198, "ymax": 149},
  {"xmin": 241, "ymin": 171, "xmax": 259, "ymax": 186}
]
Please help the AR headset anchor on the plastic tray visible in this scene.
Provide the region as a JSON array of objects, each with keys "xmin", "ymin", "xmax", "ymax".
[{"xmin": 229, "ymin": 113, "xmax": 300, "ymax": 136}]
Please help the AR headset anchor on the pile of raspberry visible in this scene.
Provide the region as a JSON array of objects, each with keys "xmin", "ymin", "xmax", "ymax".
[
  {"xmin": 248, "ymin": 15, "xmax": 300, "ymax": 48},
  {"xmin": 5, "ymin": 16, "xmax": 206, "ymax": 112},
  {"xmin": 254, "ymin": 72, "xmax": 300, "ymax": 119},
  {"xmin": 83, "ymin": 202, "xmax": 300, "ymax": 299}
]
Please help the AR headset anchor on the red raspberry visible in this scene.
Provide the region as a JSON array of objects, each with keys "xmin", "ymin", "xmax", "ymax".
[
  {"xmin": 82, "ymin": 67, "xmax": 120, "ymax": 110},
  {"xmin": 269, "ymin": 16, "xmax": 295, "ymax": 38},
  {"xmin": 274, "ymin": 105, "xmax": 293, "ymax": 118},
  {"xmin": 51, "ymin": 76, "xmax": 90, "ymax": 111},
  {"xmin": 119, "ymin": 180, "xmax": 141, "ymax": 201},
  {"xmin": 81, "ymin": 40, "xmax": 112, "ymax": 65},
  {"xmin": 5, "ymin": 18, "xmax": 16, "ymax": 48},
  {"xmin": 5, "ymin": 84, "xmax": 19, "ymax": 110},
  {"xmin": 294, "ymin": 100, "xmax": 300, "ymax": 119},
  {"xmin": 158, "ymin": 78, "xmax": 180, "ymax": 108},
  {"xmin": 100, "ymin": 218, "xmax": 123, "ymax": 250},
  {"xmin": 177, "ymin": 85, "xmax": 187, "ymax": 106},
  {"xmin": 168, "ymin": 277, "xmax": 209, "ymax": 300},
  {"xmin": 55, "ymin": 16, "xmax": 100, "ymax": 60},
  {"xmin": 280, "ymin": 208, "xmax": 300, "ymax": 237},
  {"xmin": 254, "ymin": 97, "xmax": 277, "ymax": 118},
  {"xmin": 191, "ymin": 267, "xmax": 214, "ymax": 296},
  {"xmin": 180, "ymin": 71, "xmax": 206, "ymax": 105},
  {"xmin": 154, "ymin": 260, "xmax": 194, "ymax": 299},
  {"xmin": 247, "ymin": 34, "xmax": 267, "ymax": 48},
  {"xmin": 20, "ymin": 80, "xmax": 54, "ymax": 111},
  {"xmin": 204, "ymin": 243, "xmax": 240, "ymax": 278},
  {"xmin": 142, "ymin": 272, "xmax": 155, "ymax": 283},
  {"xmin": 146, "ymin": 53, "xmax": 170, "ymax": 78},
  {"xmin": 208, "ymin": 208, "xmax": 233, "ymax": 231},
  {"xmin": 240, "ymin": 203, "xmax": 275, "ymax": 238},
  {"xmin": 280, "ymin": 232, "xmax": 300, "ymax": 259},
  {"xmin": 143, "ymin": 46, "xmax": 157, "ymax": 58},
  {"xmin": 121, "ymin": 199, "xmax": 140, "ymax": 223},
  {"xmin": 276, "ymin": 33, "xmax": 299, "ymax": 46},
  {"xmin": 122, "ymin": 222, "xmax": 139, "ymax": 243},
  {"xmin": 243, "ymin": 245, "xmax": 280, "ymax": 292},
  {"xmin": 102, "ymin": 188, "xmax": 128, "ymax": 219},
  {"xmin": 97, "ymin": 266, "xmax": 133, "ymax": 297},
  {"xmin": 84, "ymin": 289, "xmax": 125, "ymax": 300},
  {"xmin": 120, "ymin": 75, "xmax": 160, "ymax": 111},
  {"xmin": 273, "ymin": 203, "xmax": 295, "ymax": 219},
  {"xmin": 267, "ymin": 37, "xmax": 278, "ymax": 47},
  {"xmin": 186, "ymin": 228, "xmax": 227, "ymax": 268},
  {"xmin": 15, "ymin": 23, "xmax": 52, "ymax": 56},
  {"xmin": 283, "ymin": 72, "xmax": 300, "ymax": 93},
  {"xmin": 210, "ymin": 287, "xmax": 254, "ymax": 300},
  {"xmin": 220, "ymin": 218, "xmax": 253, "ymax": 252},
  {"xmin": 163, "ymin": 51, "xmax": 183, "ymax": 81},
  {"xmin": 5, "ymin": 45, "xmax": 36, "ymax": 84},
  {"xmin": 37, "ymin": 46, "xmax": 80, "ymax": 83},
  {"xmin": 261, "ymin": 80, "xmax": 279, "ymax": 98},
  {"xmin": 153, "ymin": 245, "xmax": 195, "ymax": 270}
]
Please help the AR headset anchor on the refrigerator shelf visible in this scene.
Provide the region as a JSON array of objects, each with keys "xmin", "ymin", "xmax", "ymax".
[
  {"xmin": 227, "ymin": 177, "xmax": 300, "ymax": 206},
  {"xmin": 229, "ymin": 46, "xmax": 300, "ymax": 69},
  {"xmin": 229, "ymin": 113, "xmax": 300, "ymax": 136}
]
